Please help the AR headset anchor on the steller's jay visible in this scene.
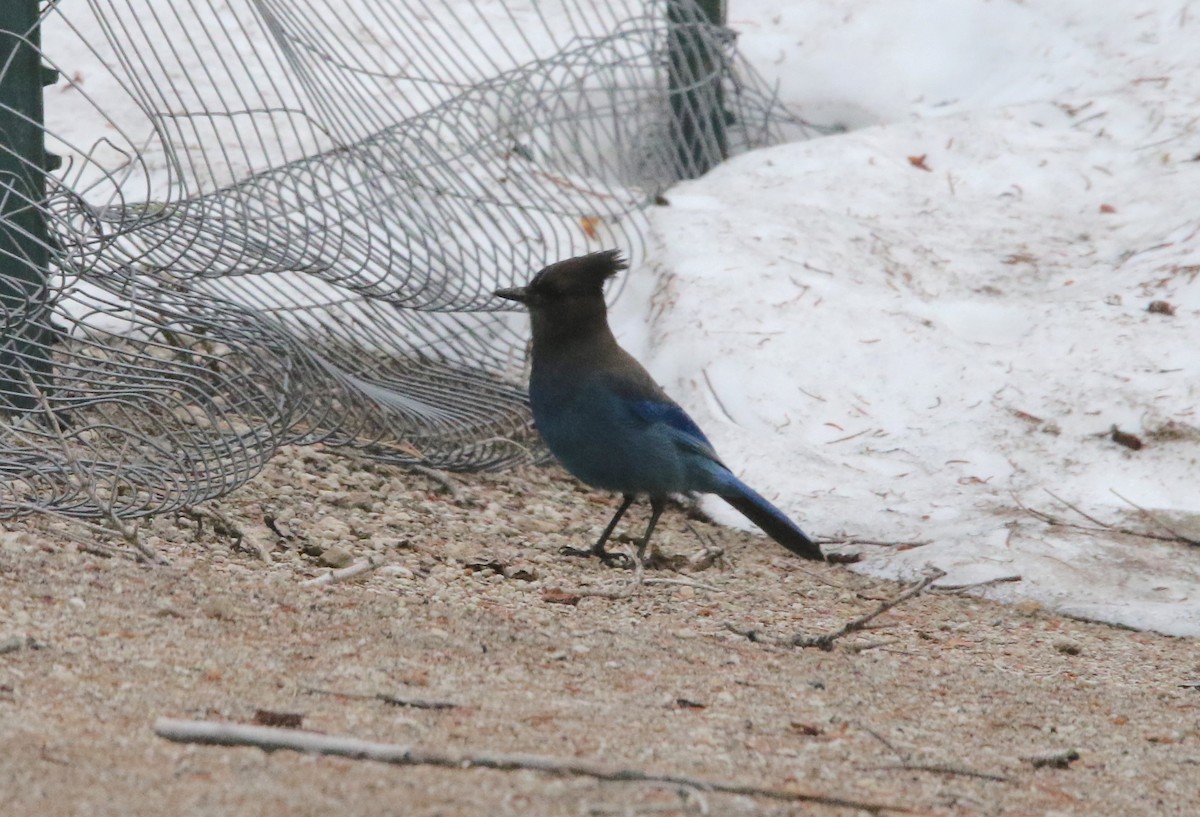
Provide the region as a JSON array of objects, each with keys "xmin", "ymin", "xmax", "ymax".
[{"xmin": 496, "ymin": 250, "xmax": 823, "ymax": 565}]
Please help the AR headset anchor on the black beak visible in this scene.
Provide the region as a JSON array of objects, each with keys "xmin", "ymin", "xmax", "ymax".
[{"xmin": 494, "ymin": 286, "xmax": 529, "ymax": 304}]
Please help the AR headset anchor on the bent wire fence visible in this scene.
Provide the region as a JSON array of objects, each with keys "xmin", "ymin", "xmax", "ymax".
[{"xmin": 0, "ymin": 0, "xmax": 805, "ymax": 519}]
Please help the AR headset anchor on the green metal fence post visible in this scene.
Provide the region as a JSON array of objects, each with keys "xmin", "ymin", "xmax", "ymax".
[
  {"xmin": 0, "ymin": 0, "xmax": 58, "ymax": 413},
  {"xmin": 667, "ymin": 0, "xmax": 729, "ymax": 180}
]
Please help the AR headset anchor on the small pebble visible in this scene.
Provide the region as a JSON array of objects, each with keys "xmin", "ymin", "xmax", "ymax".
[
  {"xmin": 202, "ymin": 598, "xmax": 239, "ymax": 621},
  {"xmin": 1054, "ymin": 639, "xmax": 1083, "ymax": 656},
  {"xmin": 314, "ymin": 517, "xmax": 352, "ymax": 542},
  {"xmin": 318, "ymin": 545, "xmax": 354, "ymax": 568}
]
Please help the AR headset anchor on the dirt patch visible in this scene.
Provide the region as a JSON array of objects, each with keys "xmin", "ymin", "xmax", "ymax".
[{"xmin": 1, "ymin": 446, "xmax": 1197, "ymax": 816}]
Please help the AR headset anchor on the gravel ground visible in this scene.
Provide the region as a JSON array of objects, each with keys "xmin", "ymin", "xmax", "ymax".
[{"xmin": 1, "ymin": 445, "xmax": 1198, "ymax": 816}]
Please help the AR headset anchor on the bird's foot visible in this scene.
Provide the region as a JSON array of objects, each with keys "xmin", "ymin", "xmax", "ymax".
[{"xmin": 559, "ymin": 545, "xmax": 634, "ymax": 569}]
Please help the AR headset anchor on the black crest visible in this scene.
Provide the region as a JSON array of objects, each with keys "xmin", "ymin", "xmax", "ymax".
[{"xmin": 528, "ymin": 250, "xmax": 627, "ymax": 296}]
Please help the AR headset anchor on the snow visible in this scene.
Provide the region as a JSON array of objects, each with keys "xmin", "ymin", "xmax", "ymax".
[
  {"xmin": 38, "ymin": 1, "xmax": 1199, "ymax": 635},
  {"xmin": 612, "ymin": 0, "xmax": 1200, "ymax": 635}
]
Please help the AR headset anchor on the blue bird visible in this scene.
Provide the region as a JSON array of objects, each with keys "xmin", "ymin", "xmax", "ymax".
[{"xmin": 496, "ymin": 250, "xmax": 823, "ymax": 565}]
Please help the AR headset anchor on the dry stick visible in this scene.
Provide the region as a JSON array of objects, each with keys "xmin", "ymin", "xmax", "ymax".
[
  {"xmin": 842, "ymin": 639, "xmax": 901, "ymax": 654},
  {"xmin": 1019, "ymin": 489, "xmax": 1198, "ymax": 547},
  {"xmin": 721, "ymin": 571, "xmax": 944, "ymax": 649},
  {"xmin": 302, "ymin": 686, "xmax": 459, "ymax": 710},
  {"xmin": 152, "ymin": 718, "xmax": 915, "ymax": 814},
  {"xmin": 862, "ymin": 761, "xmax": 1010, "ymax": 783},
  {"xmin": 791, "ymin": 569, "xmax": 945, "ymax": 650},
  {"xmin": 405, "ymin": 464, "xmax": 463, "ymax": 502},
  {"xmin": 374, "ymin": 693, "xmax": 458, "ymax": 711},
  {"xmin": 1109, "ymin": 488, "xmax": 1200, "ymax": 546},
  {"xmin": 1042, "ymin": 488, "xmax": 1113, "ymax": 529},
  {"xmin": 76, "ymin": 540, "xmax": 118, "ymax": 559},
  {"xmin": 1013, "ymin": 492, "xmax": 1118, "ymax": 537},
  {"xmin": 721, "ymin": 622, "xmax": 764, "ymax": 643},
  {"xmin": 1009, "ymin": 491, "xmax": 1065, "ymax": 527},
  {"xmin": 180, "ymin": 505, "xmax": 267, "ymax": 562},
  {"xmin": 858, "ymin": 724, "xmax": 1010, "ymax": 783},
  {"xmin": 859, "ymin": 723, "xmax": 907, "ymax": 759},
  {"xmin": 1022, "ymin": 749, "xmax": 1080, "ymax": 769},
  {"xmin": 931, "ymin": 575, "xmax": 1022, "ymax": 594},
  {"xmin": 815, "ymin": 536, "xmax": 932, "ymax": 549},
  {"xmin": 301, "ymin": 554, "xmax": 387, "ymax": 587}
]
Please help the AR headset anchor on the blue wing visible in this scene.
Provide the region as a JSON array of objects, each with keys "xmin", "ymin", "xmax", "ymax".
[{"xmin": 626, "ymin": 398, "xmax": 721, "ymax": 462}]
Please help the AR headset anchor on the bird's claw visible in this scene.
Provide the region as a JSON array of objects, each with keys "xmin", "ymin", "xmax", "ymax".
[
  {"xmin": 599, "ymin": 551, "xmax": 634, "ymax": 569},
  {"xmin": 559, "ymin": 545, "xmax": 633, "ymax": 569}
]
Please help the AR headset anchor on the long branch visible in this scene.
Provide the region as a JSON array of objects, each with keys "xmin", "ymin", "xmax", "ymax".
[{"xmin": 153, "ymin": 718, "xmax": 914, "ymax": 813}]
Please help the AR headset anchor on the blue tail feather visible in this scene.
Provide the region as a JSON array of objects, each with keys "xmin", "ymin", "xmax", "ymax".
[{"xmin": 714, "ymin": 472, "xmax": 822, "ymax": 561}]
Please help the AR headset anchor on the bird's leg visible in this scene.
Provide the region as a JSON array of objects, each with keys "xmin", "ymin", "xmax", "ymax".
[
  {"xmin": 635, "ymin": 497, "xmax": 667, "ymax": 566},
  {"xmin": 561, "ymin": 493, "xmax": 636, "ymax": 567}
]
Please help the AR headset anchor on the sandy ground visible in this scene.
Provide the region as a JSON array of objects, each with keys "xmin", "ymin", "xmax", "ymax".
[{"xmin": 1, "ymin": 446, "xmax": 1198, "ymax": 816}]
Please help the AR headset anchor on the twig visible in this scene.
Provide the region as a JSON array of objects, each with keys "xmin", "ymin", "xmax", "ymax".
[
  {"xmin": 303, "ymin": 687, "xmax": 458, "ymax": 710},
  {"xmin": 76, "ymin": 540, "xmax": 117, "ymax": 559},
  {"xmin": 180, "ymin": 505, "xmax": 268, "ymax": 561},
  {"xmin": 721, "ymin": 572, "xmax": 943, "ymax": 650},
  {"xmin": 1109, "ymin": 489, "xmax": 1200, "ymax": 546},
  {"xmin": 791, "ymin": 569, "xmax": 945, "ymax": 650},
  {"xmin": 815, "ymin": 536, "xmax": 932, "ymax": 549},
  {"xmin": 152, "ymin": 718, "xmax": 916, "ymax": 813},
  {"xmin": 721, "ymin": 622, "xmax": 762, "ymax": 643},
  {"xmin": 843, "ymin": 639, "xmax": 901, "ymax": 654},
  {"xmin": 859, "ymin": 723, "xmax": 907, "ymax": 759},
  {"xmin": 1013, "ymin": 491, "xmax": 1121, "ymax": 535},
  {"xmin": 405, "ymin": 464, "xmax": 463, "ymax": 502},
  {"xmin": 858, "ymin": 724, "xmax": 1009, "ymax": 782},
  {"xmin": 863, "ymin": 761, "xmax": 1010, "ymax": 783},
  {"xmin": 375, "ymin": 693, "xmax": 458, "ymax": 710},
  {"xmin": 1009, "ymin": 491, "xmax": 1063, "ymax": 527},
  {"xmin": 1022, "ymin": 748, "xmax": 1080, "ymax": 769},
  {"xmin": 301, "ymin": 554, "xmax": 387, "ymax": 587},
  {"xmin": 1042, "ymin": 489, "xmax": 1111, "ymax": 529},
  {"xmin": 701, "ymin": 368, "xmax": 736, "ymax": 425},
  {"xmin": 931, "ymin": 575, "xmax": 1022, "ymax": 593},
  {"xmin": 1017, "ymin": 489, "xmax": 1200, "ymax": 547}
]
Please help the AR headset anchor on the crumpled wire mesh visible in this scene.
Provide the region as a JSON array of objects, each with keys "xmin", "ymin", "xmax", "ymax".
[{"xmin": 0, "ymin": 0, "xmax": 805, "ymax": 519}]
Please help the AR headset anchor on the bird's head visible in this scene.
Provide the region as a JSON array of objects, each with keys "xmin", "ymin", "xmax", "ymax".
[
  {"xmin": 496, "ymin": 250, "xmax": 627, "ymax": 344},
  {"xmin": 495, "ymin": 249, "xmax": 627, "ymax": 310}
]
